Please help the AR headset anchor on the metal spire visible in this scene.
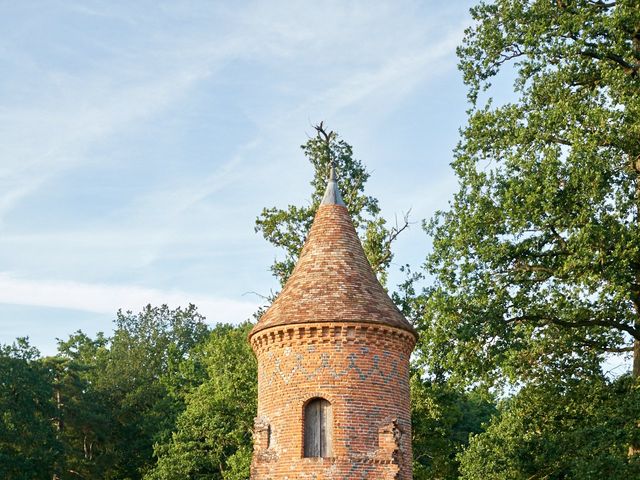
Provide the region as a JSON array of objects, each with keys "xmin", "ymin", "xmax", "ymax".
[
  {"xmin": 313, "ymin": 121, "xmax": 345, "ymax": 206},
  {"xmin": 321, "ymin": 163, "xmax": 345, "ymax": 206}
]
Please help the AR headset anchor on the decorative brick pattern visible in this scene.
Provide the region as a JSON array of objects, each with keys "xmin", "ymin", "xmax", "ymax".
[
  {"xmin": 249, "ymin": 203, "xmax": 417, "ymax": 480},
  {"xmin": 250, "ymin": 323, "xmax": 414, "ymax": 479}
]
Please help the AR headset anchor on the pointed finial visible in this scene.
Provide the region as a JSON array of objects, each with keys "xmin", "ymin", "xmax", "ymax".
[
  {"xmin": 329, "ymin": 164, "xmax": 337, "ymax": 181},
  {"xmin": 314, "ymin": 122, "xmax": 345, "ymax": 206},
  {"xmin": 321, "ymin": 170, "xmax": 345, "ymax": 205}
]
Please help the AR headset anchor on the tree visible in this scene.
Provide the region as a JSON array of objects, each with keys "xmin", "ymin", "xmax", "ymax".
[
  {"xmin": 255, "ymin": 123, "xmax": 408, "ymax": 287},
  {"xmin": 45, "ymin": 332, "xmax": 112, "ymax": 479},
  {"xmin": 144, "ymin": 323, "xmax": 256, "ymax": 480},
  {"xmin": 392, "ymin": 267, "xmax": 497, "ymax": 479},
  {"xmin": 423, "ymin": 0, "xmax": 640, "ymax": 390},
  {"xmin": 459, "ymin": 374, "xmax": 640, "ymax": 479},
  {"xmin": 0, "ymin": 339, "xmax": 61, "ymax": 479},
  {"xmin": 96, "ymin": 304, "xmax": 210, "ymax": 479},
  {"xmin": 411, "ymin": 371, "xmax": 495, "ymax": 480},
  {"xmin": 48, "ymin": 305, "xmax": 210, "ymax": 480}
]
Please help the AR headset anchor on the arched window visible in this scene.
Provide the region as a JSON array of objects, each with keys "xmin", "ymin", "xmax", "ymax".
[{"xmin": 304, "ymin": 398, "xmax": 332, "ymax": 458}]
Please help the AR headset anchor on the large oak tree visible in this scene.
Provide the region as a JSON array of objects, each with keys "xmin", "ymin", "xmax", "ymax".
[{"xmin": 421, "ymin": 0, "xmax": 640, "ymax": 459}]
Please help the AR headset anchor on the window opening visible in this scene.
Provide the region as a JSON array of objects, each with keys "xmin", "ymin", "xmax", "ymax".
[{"xmin": 304, "ymin": 398, "xmax": 332, "ymax": 458}]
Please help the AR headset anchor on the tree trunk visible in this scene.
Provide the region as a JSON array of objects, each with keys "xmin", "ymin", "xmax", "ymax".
[
  {"xmin": 631, "ymin": 155, "xmax": 640, "ymax": 456},
  {"xmin": 628, "ymin": 337, "xmax": 640, "ymax": 456},
  {"xmin": 55, "ymin": 389, "xmax": 63, "ymax": 431},
  {"xmin": 53, "ymin": 381, "xmax": 63, "ymax": 479},
  {"xmin": 634, "ymin": 338, "xmax": 640, "ymax": 379}
]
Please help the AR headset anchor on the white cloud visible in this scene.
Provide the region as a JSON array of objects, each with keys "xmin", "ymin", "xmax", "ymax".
[
  {"xmin": 0, "ymin": 273, "xmax": 260, "ymax": 324},
  {"xmin": 0, "ymin": 1, "xmax": 474, "ymax": 350},
  {"xmin": 0, "ymin": 70, "xmax": 208, "ymax": 222},
  {"xmin": 0, "ymin": 0, "xmax": 466, "ymax": 224}
]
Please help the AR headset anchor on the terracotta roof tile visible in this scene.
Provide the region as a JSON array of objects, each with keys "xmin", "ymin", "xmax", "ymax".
[{"xmin": 250, "ymin": 202, "xmax": 417, "ymax": 338}]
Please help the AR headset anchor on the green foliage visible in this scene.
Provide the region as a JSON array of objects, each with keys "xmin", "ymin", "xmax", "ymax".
[
  {"xmin": 417, "ymin": 1, "xmax": 640, "ymax": 475},
  {"xmin": 459, "ymin": 375, "xmax": 640, "ymax": 479},
  {"xmin": 40, "ymin": 305, "xmax": 211, "ymax": 480},
  {"xmin": 145, "ymin": 323, "xmax": 256, "ymax": 480},
  {"xmin": 412, "ymin": 372, "xmax": 496, "ymax": 480},
  {"xmin": 0, "ymin": 339, "xmax": 61, "ymax": 480},
  {"xmin": 98, "ymin": 304, "xmax": 210, "ymax": 479},
  {"xmin": 42, "ymin": 354, "xmax": 113, "ymax": 479},
  {"xmin": 40, "ymin": 331, "xmax": 116, "ymax": 479},
  {"xmin": 422, "ymin": 0, "xmax": 640, "ymax": 387},
  {"xmin": 255, "ymin": 129, "xmax": 405, "ymax": 286}
]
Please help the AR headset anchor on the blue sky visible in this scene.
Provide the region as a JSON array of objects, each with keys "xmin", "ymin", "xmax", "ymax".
[{"xmin": 0, "ymin": 0, "xmax": 476, "ymax": 355}]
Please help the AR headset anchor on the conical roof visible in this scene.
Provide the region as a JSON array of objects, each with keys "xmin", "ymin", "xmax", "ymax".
[{"xmin": 250, "ymin": 170, "xmax": 417, "ymax": 338}]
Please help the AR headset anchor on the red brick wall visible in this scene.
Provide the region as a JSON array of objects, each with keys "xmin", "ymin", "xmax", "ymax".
[{"xmin": 250, "ymin": 322, "xmax": 415, "ymax": 480}]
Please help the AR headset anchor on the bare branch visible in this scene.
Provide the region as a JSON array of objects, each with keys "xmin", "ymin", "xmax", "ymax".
[
  {"xmin": 375, "ymin": 210, "xmax": 412, "ymax": 269},
  {"xmin": 242, "ymin": 290, "xmax": 273, "ymax": 301},
  {"xmin": 313, "ymin": 121, "xmax": 335, "ymax": 146},
  {"xmin": 577, "ymin": 338, "xmax": 633, "ymax": 353},
  {"xmin": 579, "ymin": 48, "xmax": 639, "ymax": 76},
  {"xmin": 547, "ymin": 224, "xmax": 569, "ymax": 251},
  {"xmin": 313, "ymin": 121, "xmax": 337, "ymax": 172},
  {"xmin": 505, "ymin": 314, "xmax": 640, "ymax": 340},
  {"xmin": 586, "ymin": 0, "xmax": 617, "ymax": 8}
]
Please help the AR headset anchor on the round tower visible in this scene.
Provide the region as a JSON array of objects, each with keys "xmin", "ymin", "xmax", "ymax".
[{"xmin": 249, "ymin": 168, "xmax": 417, "ymax": 480}]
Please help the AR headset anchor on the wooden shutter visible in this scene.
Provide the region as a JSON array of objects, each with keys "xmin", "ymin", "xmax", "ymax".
[
  {"xmin": 319, "ymin": 398, "xmax": 332, "ymax": 456},
  {"xmin": 304, "ymin": 398, "xmax": 332, "ymax": 457}
]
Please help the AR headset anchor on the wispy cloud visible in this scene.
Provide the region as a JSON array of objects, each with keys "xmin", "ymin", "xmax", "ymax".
[
  {"xmin": 0, "ymin": 0, "xmax": 475, "ymax": 348},
  {"xmin": 0, "ymin": 67, "xmax": 211, "ymax": 222},
  {"xmin": 0, "ymin": 272, "xmax": 260, "ymax": 324},
  {"xmin": 0, "ymin": 0, "xmax": 466, "ymax": 224}
]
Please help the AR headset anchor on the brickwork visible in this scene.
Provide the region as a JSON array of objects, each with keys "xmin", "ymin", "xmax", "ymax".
[
  {"xmin": 249, "ymin": 201, "xmax": 417, "ymax": 480},
  {"xmin": 250, "ymin": 323, "xmax": 415, "ymax": 479}
]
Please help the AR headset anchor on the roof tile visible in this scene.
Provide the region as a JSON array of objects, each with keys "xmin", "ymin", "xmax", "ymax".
[{"xmin": 250, "ymin": 202, "xmax": 417, "ymax": 338}]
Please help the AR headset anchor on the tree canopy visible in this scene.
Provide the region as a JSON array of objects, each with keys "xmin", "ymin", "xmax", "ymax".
[
  {"xmin": 0, "ymin": 340, "xmax": 61, "ymax": 480},
  {"xmin": 255, "ymin": 124, "xmax": 408, "ymax": 287},
  {"xmin": 418, "ymin": 0, "xmax": 640, "ymax": 473},
  {"xmin": 145, "ymin": 323, "xmax": 256, "ymax": 480},
  {"xmin": 422, "ymin": 0, "xmax": 640, "ymax": 387}
]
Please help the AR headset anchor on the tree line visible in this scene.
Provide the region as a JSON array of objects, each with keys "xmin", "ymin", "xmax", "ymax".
[{"xmin": 2, "ymin": 1, "xmax": 640, "ymax": 478}]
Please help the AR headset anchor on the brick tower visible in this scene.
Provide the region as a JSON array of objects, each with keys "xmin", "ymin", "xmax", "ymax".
[{"xmin": 249, "ymin": 167, "xmax": 417, "ymax": 480}]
